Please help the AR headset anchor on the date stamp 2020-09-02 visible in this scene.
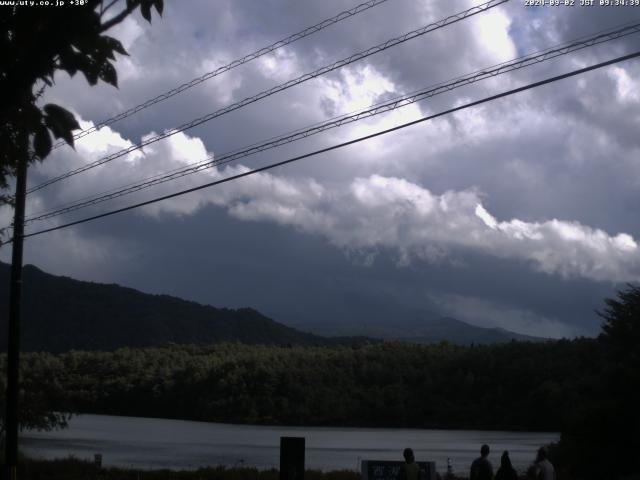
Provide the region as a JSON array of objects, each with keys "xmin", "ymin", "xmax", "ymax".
[{"xmin": 525, "ymin": 0, "xmax": 640, "ymax": 6}]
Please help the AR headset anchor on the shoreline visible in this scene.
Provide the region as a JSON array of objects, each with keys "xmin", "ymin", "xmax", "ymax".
[
  {"xmin": 9, "ymin": 457, "xmax": 541, "ymax": 480},
  {"xmin": 44, "ymin": 411, "xmax": 563, "ymax": 435}
]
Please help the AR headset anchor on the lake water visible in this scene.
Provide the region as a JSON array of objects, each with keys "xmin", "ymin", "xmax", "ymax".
[{"xmin": 21, "ymin": 414, "xmax": 558, "ymax": 475}]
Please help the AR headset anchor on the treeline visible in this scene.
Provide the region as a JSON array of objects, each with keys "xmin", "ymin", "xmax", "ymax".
[
  {"xmin": 7, "ymin": 459, "xmax": 360, "ymax": 480},
  {"xmin": 2, "ymin": 339, "xmax": 602, "ymax": 432}
]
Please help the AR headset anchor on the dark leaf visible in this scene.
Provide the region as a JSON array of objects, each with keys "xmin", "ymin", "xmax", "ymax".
[
  {"xmin": 93, "ymin": 37, "xmax": 114, "ymax": 62},
  {"xmin": 55, "ymin": 125, "xmax": 74, "ymax": 148},
  {"xmin": 102, "ymin": 35, "xmax": 129, "ymax": 57},
  {"xmin": 140, "ymin": 0, "xmax": 152, "ymax": 22},
  {"xmin": 82, "ymin": 63, "xmax": 100, "ymax": 85},
  {"xmin": 33, "ymin": 124, "xmax": 52, "ymax": 160},
  {"xmin": 99, "ymin": 62, "xmax": 118, "ymax": 87},
  {"xmin": 70, "ymin": 36, "xmax": 95, "ymax": 54},
  {"xmin": 63, "ymin": 66, "xmax": 79, "ymax": 78},
  {"xmin": 154, "ymin": 0, "xmax": 163, "ymax": 16},
  {"xmin": 58, "ymin": 48, "xmax": 80, "ymax": 77},
  {"xmin": 24, "ymin": 104, "xmax": 43, "ymax": 126},
  {"xmin": 43, "ymin": 104, "xmax": 80, "ymax": 132},
  {"xmin": 44, "ymin": 117, "xmax": 64, "ymax": 139},
  {"xmin": 43, "ymin": 104, "xmax": 80, "ymax": 148}
]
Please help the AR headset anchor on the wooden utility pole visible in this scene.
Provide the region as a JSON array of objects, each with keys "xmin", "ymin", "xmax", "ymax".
[{"xmin": 5, "ymin": 141, "xmax": 28, "ymax": 480}]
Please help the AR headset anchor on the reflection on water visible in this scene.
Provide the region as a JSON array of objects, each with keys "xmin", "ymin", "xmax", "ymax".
[{"xmin": 21, "ymin": 414, "xmax": 558, "ymax": 474}]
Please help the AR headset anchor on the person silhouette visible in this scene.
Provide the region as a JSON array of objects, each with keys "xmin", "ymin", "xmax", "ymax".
[
  {"xmin": 397, "ymin": 448, "xmax": 420, "ymax": 480},
  {"xmin": 470, "ymin": 444, "xmax": 493, "ymax": 480},
  {"xmin": 495, "ymin": 451, "xmax": 517, "ymax": 480},
  {"xmin": 529, "ymin": 447, "xmax": 555, "ymax": 480}
]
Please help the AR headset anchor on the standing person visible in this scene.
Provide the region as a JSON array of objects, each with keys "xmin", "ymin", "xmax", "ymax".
[
  {"xmin": 529, "ymin": 447, "xmax": 555, "ymax": 480},
  {"xmin": 398, "ymin": 448, "xmax": 420, "ymax": 480},
  {"xmin": 470, "ymin": 444, "xmax": 493, "ymax": 480},
  {"xmin": 495, "ymin": 451, "xmax": 517, "ymax": 480}
]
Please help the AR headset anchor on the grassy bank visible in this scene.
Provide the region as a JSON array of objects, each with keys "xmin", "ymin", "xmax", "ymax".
[
  {"xmin": 2, "ymin": 457, "xmax": 568, "ymax": 480},
  {"xmin": 5, "ymin": 458, "xmax": 363, "ymax": 480}
]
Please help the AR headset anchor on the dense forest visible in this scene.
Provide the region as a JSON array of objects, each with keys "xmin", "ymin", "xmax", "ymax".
[{"xmin": 1, "ymin": 339, "xmax": 600, "ymax": 432}]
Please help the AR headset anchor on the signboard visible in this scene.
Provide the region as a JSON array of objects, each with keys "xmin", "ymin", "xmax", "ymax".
[{"xmin": 361, "ymin": 460, "xmax": 436, "ymax": 480}]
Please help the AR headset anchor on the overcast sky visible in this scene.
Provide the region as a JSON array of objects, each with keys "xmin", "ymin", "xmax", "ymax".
[{"xmin": 3, "ymin": 0, "xmax": 640, "ymax": 338}]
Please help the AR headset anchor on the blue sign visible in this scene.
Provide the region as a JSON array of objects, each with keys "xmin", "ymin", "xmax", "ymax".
[{"xmin": 361, "ymin": 460, "xmax": 436, "ymax": 480}]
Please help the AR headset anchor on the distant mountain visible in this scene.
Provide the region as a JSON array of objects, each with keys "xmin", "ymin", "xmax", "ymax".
[
  {"xmin": 0, "ymin": 262, "xmax": 542, "ymax": 352},
  {"xmin": 296, "ymin": 316, "xmax": 545, "ymax": 345},
  {"xmin": 0, "ymin": 263, "xmax": 351, "ymax": 353}
]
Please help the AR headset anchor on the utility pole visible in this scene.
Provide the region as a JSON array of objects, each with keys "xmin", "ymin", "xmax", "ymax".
[{"xmin": 5, "ymin": 136, "xmax": 28, "ymax": 480}]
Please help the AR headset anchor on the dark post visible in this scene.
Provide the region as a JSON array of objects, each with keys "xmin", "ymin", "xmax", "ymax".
[
  {"xmin": 5, "ymin": 148, "xmax": 28, "ymax": 480},
  {"xmin": 280, "ymin": 437, "xmax": 305, "ymax": 480}
]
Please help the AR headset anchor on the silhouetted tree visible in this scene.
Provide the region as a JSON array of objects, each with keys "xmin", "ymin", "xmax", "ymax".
[
  {"xmin": 0, "ymin": 354, "xmax": 71, "ymax": 447},
  {"xmin": 0, "ymin": 0, "xmax": 163, "ymax": 211},
  {"xmin": 556, "ymin": 285, "xmax": 640, "ymax": 479},
  {"xmin": 597, "ymin": 285, "xmax": 640, "ymax": 477},
  {"xmin": 0, "ymin": 0, "xmax": 163, "ymax": 436}
]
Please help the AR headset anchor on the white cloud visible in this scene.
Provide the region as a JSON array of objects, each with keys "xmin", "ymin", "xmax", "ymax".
[
  {"xmin": 258, "ymin": 48, "xmax": 301, "ymax": 82},
  {"xmin": 470, "ymin": 8, "xmax": 516, "ymax": 63},
  {"xmin": 213, "ymin": 173, "xmax": 640, "ymax": 283},
  {"xmin": 26, "ymin": 116, "xmax": 640, "ymax": 285},
  {"xmin": 320, "ymin": 65, "xmax": 396, "ymax": 116},
  {"xmin": 610, "ymin": 66, "xmax": 640, "ymax": 103},
  {"xmin": 198, "ymin": 55, "xmax": 245, "ymax": 105}
]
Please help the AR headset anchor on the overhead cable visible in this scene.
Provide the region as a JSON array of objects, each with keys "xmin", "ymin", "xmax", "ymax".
[
  {"xmin": 29, "ymin": 0, "xmax": 508, "ymax": 194},
  {"xmin": 51, "ymin": 0, "xmax": 391, "ymax": 149},
  {"xmin": 9, "ymin": 49, "xmax": 638, "ymax": 244},
  {"xmin": 24, "ymin": 20, "xmax": 640, "ymax": 223}
]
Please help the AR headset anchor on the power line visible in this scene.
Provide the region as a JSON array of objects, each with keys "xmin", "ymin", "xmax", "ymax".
[
  {"xmin": 28, "ymin": 0, "xmax": 508, "ymax": 194},
  {"xmin": 9, "ymin": 49, "xmax": 638, "ymax": 244},
  {"xmin": 23, "ymin": 20, "xmax": 640, "ymax": 224},
  {"xmin": 50, "ymin": 0, "xmax": 391, "ymax": 150}
]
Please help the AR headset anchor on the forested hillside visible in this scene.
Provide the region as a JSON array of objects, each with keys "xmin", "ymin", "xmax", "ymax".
[
  {"xmin": 0, "ymin": 263, "xmax": 336, "ymax": 352},
  {"xmin": 3, "ymin": 339, "xmax": 601, "ymax": 432}
]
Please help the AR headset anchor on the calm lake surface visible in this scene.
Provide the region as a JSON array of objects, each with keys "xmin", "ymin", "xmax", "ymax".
[{"xmin": 21, "ymin": 414, "xmax": 558, "ymax": 474}]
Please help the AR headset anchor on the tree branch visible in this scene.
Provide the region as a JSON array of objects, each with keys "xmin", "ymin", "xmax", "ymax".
[
  {"xmin": 100, "ymin": 0, "xmax": 120, "ymax": 18},
  {"xmin": 99, "ymin": 1, "xmax": 139, "ymax": 32}
]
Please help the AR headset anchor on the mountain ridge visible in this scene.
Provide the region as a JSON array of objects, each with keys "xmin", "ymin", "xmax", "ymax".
[
  {"xmin": 0, "ymin": 262, "xmax": 336, "ymax": 352},
  {"xmin": 0, "ymin": 262, "xmax": 544, "ymax": 352},
  {"xmin": 295, "ymin": 315, "xmax": 545, "ymax": 345}
]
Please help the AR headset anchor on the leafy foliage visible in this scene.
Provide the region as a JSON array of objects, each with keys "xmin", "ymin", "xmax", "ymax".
[
  {"xmin": 553, "ymin": 285, "xmax": 640, "ymax": 479},
  {"xmin": 0, "ymin": 353, "xmax": 71, "ymax": 443},
  {"xmin": 0, "ymin": 0, "xmax": 163, "ymax": 209},
  {"xmin": 1, "ymin": 340, "xmax": 602, "ymax": 432},
  {"xmin": 0, "ymin": 0, "xmax": 163, "ymax": 436}
]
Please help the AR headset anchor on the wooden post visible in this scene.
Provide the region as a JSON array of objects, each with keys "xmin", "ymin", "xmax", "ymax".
[
  {"xmin": 4, "ymin": 136, "xmax": 28, "ymax": 480},
  {"xmin": 280, "ymin": 437, "xmax": 305, "ymax": 480}
]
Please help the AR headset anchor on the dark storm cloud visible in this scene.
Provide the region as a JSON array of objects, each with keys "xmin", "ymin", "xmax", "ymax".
[
  {"xmin": 15, "ymin": 204, "xmax": 607, "ymax": 337},
  {"xmin": 4, "ymin": 0, "xmax": 640, "ymax": 339}
]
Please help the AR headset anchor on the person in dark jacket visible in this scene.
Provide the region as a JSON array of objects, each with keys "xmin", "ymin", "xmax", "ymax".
[
  {"xmin": 470, "ymin": 444, "xmax": 493, "ymax": 480},
  {"xmin": 398, "ymin": 448, "xmax": 420, "ymax": 480},
  {"xmin": 495, "ymin": 451, "xmax": 518, "ymax": 480}
]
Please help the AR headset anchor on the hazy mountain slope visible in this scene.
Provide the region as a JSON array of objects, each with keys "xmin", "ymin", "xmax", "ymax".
[
  {"xmin": 297, "ymin": 316, "xmax": 545, "ymax": 345},
  {"xmin": 0, "ymin": 262, "xmax": 542, "ymax": 352}
]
